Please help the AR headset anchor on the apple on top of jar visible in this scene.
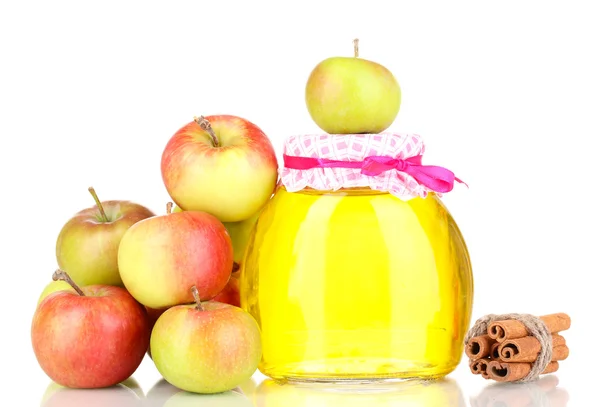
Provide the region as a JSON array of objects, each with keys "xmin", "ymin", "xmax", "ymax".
[{"xmin": 305, "ymin": 38, "xmax": 401, "ymax": 135}]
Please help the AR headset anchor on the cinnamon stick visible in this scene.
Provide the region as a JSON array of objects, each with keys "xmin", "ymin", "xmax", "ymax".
[
  {"xmin": 498, "ymin": 334, "xmax": 569, "ymax": 363},
  {"xmin": 490, "ymin": 342, "xmax": 501, "ymax": 360},
  {"xmin": 488, "ymin": 360, "xmax": 559, "ymax": 382},
  {"xmin": 470, "ymin": 358, "xmax": 491, "ymax": 379},
  {"xmin": 488, "ymin": 313, "xmax": 571, "ymax": 342},
  {"xmin": 465, "ymin": 334, "xmax": 496, "ymax": 359}
]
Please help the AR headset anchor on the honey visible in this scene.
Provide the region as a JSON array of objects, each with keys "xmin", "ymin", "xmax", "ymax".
[{"xmin": 240, "ymin": 186, "xmax": 473, "ymax": 382}]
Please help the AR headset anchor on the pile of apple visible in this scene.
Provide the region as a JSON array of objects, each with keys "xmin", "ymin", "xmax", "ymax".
[
  {"xmin": 31, "ymin": 38, "xmax": 402, "ymax": 396},
  {"xmin": 31, "ymin": 114, "xmax": 279, "ymax": 394}
]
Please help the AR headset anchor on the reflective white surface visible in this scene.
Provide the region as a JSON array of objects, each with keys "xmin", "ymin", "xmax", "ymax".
[
  {"xmin": 24, "ymin": 355, "xmax": 583, "ymax": 407},
  {"xmin": 2, "ymin": 0, "xmax": 599, "ymax": 405}
]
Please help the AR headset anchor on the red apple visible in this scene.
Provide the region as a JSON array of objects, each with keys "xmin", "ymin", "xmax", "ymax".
[
  {"xmin": 160, "ymin": 115, "xmax": 278, "ymax": 223},
  {"xmin": 150, "ymin": 286, "xmax": 262, "ymax": 394},
  {"xmin": 212, "ymin": 277, "xmax": 240, "ymax": 307},
  {"xmin": 31, "ymin": 270, "xmax": 151, "ymax": 389},
  {"xmin": 56, "ymin": 187, "xmax": 155, "ymax": 287},
  {"xmin": 117, "ymin": 203, "xmax": 234, "ymax": 309}
]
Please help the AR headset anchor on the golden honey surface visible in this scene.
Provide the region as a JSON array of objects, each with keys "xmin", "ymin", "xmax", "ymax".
[{"xmin": 240, "ymin": 187, "xmax": 473, "ymax": 382}]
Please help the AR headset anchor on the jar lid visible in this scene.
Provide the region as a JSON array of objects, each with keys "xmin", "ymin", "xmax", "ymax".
[{"xmin": 280, "ymin": 133, "xmax": 464, "ymax": 200}]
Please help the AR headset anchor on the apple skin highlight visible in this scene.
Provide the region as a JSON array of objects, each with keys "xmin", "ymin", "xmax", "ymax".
[
  {"xmin": 160, "ymin": 115, "xmax": 278, "ymax": 223},
  {"xmin": 117, "ymin": 210, "xmax": 234, "ymax": 309},
  {"xmin": 31, "ymin": 285, "xmax": 151, "ymax": 389}
]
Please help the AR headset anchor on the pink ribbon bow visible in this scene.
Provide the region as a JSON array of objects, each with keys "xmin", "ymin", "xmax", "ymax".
[{"xmin": 283, "ymin": 154, "xmax": 465, "ymax": 193}]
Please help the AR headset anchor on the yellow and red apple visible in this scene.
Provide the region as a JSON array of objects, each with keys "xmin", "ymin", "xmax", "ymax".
[
  {"xmin": 150, "ymin": 286, "xmax": 262, "ymax": 394},
  {"xmin": 31, "ymin": 271, "xmax": 151, "ymax": 389},
  {"xmin": 160, "ymin": 115, "xmax": 278, "ymax": 223},
  {"xmin": 55, "ymin": 187, "xmax": 155, "ymax": 287},
  {"xmin": 117, "ymin": 208, "xmax": 234, "ymax": 309},
  {"xmin": 174, "ymin": 204, "xmax": 262, "ymax": 274},
  {"xmin": 305, "ymin": 39, "xmax": 401, "ymax": 134}
]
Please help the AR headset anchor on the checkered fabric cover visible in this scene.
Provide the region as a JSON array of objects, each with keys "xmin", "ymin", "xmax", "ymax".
[{"xmin": 280, "ymin": 133, "xmax": 434, "ymax": 200}]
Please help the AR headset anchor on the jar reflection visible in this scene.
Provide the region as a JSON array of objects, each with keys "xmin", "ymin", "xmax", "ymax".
[{"xmin": 254, "ymin": 377, "xmax": 465, "ymax": 407}]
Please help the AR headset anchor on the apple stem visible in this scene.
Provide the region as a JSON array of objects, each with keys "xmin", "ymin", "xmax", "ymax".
[
  {"xmin": 52, "ymin": 269, "xmax": 85, "ymax": 296},
  {"xmin": 353, "ymin": 38, "xmax": 359, "ymax": 58},
  {"xmin": 166, "ymin": 202, "xmax": 173, "ymax": 214},
  {"xmin": 88, "ymin": 187, "xmax": 109, "ymax": 222},
  {"xmin": 193, "ymin": 116, "xmax": 220, "ymax": 147},
  {"xmin": 191, "ymin": 286, "xmax": 204, "ymax": 311}
]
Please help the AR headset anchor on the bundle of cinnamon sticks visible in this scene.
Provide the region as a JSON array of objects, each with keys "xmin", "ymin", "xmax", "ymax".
[{"xmin": 465, "ymin": 313, "xmax": 571, "ymax": 382}]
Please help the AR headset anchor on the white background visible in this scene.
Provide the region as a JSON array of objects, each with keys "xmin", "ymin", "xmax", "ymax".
[{"xmin": 1, "ymin": 0, "xmax": 597, "ymax": 405}]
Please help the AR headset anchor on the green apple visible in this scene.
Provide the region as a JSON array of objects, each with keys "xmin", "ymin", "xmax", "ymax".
[
  {"xmin": 150, "ymin": 286, "xmax": 262, "ymax": 394},
  {"xmin": 36, "ymin": 280, "xmax": 75, "ymax": 306},
  {"xmin": 55, "ymin": 187, "xmax": 155, "ymax": 287},
  {"xmin": 305, "ymin": 38, "xmax": 401, "ymax": 134}
]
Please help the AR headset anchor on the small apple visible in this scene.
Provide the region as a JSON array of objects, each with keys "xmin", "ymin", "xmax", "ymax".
[
  {"xmin": 56, "ymin": 187, "xmax": 155, "ymax": 287},
  {"xmin": 212, "ymin": 277, "xmax": 240, "ymax": 307},
  {"xmin": 160, "ymin": 114, "xmax": 278, "ymax": 222},
  {"xmin": 118, "ymin": 203, "xmax": 233, "ymax": 309},
  {"xmin": 32, "ymin": 270, "xmax": 151, "ymax": 389},
  {"xmin": 150, "ymin": 286, "xmax": 262, "ymax": 394},
  {"xmin": 36, "ymin": 280, "xmax": 76, "ymax": 306},
  {"xmin": 305, "ymin": 39, "xmax": 401, "ymax": 134}
]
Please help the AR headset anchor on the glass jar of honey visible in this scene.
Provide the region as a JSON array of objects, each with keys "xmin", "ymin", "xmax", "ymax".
[{"xmin": 239, "ymin": 133, "xmax": 473, "ymax": 383}]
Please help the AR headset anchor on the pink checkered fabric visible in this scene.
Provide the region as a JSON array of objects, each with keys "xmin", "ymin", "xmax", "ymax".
[{"xmin": 280, "ymin": 133, "xmax": 434, "ymax": 200}]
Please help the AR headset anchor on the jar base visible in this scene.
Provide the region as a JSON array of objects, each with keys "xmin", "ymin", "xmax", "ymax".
[{"xmin": 260, "ymin": 358, "xmax": 457, "ymax": 384}]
